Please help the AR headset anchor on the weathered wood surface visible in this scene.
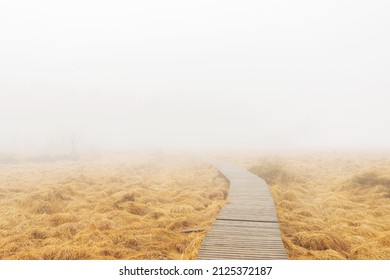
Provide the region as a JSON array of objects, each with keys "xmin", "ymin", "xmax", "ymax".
[{"xmin": 198, "ymin": 157, "xmax": 287, "ymax": 259}]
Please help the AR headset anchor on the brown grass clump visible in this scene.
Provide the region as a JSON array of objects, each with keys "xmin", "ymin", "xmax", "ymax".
[
  {"xmin": 224, "ymin": 151, "xmax": 390, "ymax": 259},
  {"xmin": 0, "ymin": 154, "xmax": 228, "ymax": 259},
  {"xmin": 48, "ymin": 213, "xmax": 78, "ymax": 226}
]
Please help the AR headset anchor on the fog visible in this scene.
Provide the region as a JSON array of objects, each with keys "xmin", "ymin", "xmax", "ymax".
[{"xmin": 1, "ymin": 1, "xmax": 390, "ymax": 154}]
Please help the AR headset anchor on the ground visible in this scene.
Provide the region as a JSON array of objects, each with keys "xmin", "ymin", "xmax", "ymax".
[
  {"xmin": 1, "ymin": 151, "xmax": 389, "ymax": 260},
  {"xmin": 222, "ymin": 151, "xmax": 390, "ymax": 259},
  {"xmin": 0, "ymin": 153, "xmax": 228, "ymax": 260}
]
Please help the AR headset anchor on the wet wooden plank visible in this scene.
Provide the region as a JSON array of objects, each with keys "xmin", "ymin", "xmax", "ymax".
[{"xmin": 198, "ymin": 157, "xmax": 287, "ymax": 260}]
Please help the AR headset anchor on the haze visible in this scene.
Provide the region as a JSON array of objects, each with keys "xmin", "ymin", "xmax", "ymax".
[{"xmin": 1, "ymin": 1, "xmax": 390, "ymax": 154}]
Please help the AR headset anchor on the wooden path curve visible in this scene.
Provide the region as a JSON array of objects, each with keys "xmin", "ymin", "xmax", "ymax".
[{"xmin": 198, "ymin": 157, "xmax": 287, "ymax": 260}]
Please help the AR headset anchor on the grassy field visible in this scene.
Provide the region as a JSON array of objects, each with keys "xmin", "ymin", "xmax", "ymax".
[
  {"xmin": 0, "ymin": 154, "xmax": 228, "ymax": 260},
  {"xmin": 224, "ymin": 151, "xmax": 390, "ymax": 259},
  {"xmin": 1, "ymin": 151, "xmax": 389, "ymax": 260}
]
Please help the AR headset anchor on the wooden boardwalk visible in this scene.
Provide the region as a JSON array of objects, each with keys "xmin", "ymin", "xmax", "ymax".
[{"xmin": 198, "ymin": 157, "xmax": 287, "ymax": 259}]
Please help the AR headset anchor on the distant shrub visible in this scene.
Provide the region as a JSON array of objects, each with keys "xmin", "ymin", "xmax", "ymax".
[
  {"xmin": 249, "ymin": 160, "xmax": 294, "ymax": 185},
  {"xmin": 352, "ymin": 172, "xmax": 390, "ymax": 188}
]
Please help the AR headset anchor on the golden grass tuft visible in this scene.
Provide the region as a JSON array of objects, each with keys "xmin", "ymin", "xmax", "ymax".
[
  {"xmin": 352, "ymin": 172, "xmax": 390, "ymax": 188},
  {"xmin": 168, "ymin": 218, "xmax": 192, "ymax": 231},
  {"xmin": 170, "ymin": 205, "xmax": 195, "ymax": 213},
  {"xmin": 29, "ymin": 229, "xmax": 49, "ymax": 240},
  {"xmin": 292, "ymin": 231, "xmax": 349, "ymax": 253},
  {"xmin": 30, "ymin": 201, "xmax": 60, "ymax": 214},
  {"xmin": 249, "ymin": 159, "xmax": 295, "ymax": 185},
  {"xmin": 48, "ymin": 213, "xmax": 78, "ymax": 226},
  {"xmin": 52, "ymin": 223, "xmax": 80, "ymax": 239}
]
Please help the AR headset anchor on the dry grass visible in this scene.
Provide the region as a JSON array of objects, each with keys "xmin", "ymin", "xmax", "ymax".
[
  {"xmin": 226, "ymin": 152, "xmax": 390, "ymax": 259},
  {"xmin": 0, "ymin": 154, "xmax": 228, "ymax": 260}
]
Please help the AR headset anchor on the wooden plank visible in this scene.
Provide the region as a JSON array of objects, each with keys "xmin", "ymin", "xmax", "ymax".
[{"xmin": 198, "ymin": 157, "xmax": 287, "ymax": 260}]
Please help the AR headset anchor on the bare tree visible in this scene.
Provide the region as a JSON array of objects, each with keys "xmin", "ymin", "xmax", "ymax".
[{"xmin": 70, "ymin": 133, "xmax": 79, "ymax": 158}]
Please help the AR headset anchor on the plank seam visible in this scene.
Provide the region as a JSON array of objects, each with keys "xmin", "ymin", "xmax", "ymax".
[{"xmin": 216, "ymin": 218, "xmax": 279, "ymax": 224}]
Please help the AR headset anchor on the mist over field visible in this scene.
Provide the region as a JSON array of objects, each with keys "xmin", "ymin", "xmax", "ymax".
[
  {"xmin": 1, "ymin": 1, "xmax": 390, "ymax": 261},
  {"xmin": 1, "ymin": 1, "xmax": 390, "ymax": 154}
]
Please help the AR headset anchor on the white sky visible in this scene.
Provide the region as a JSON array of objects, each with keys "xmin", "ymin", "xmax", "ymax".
[{"xmin": 1, "ymin": 1, "xmax": 390, "ymax": 153}]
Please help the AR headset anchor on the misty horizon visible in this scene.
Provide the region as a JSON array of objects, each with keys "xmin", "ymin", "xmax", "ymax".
[{"xmin": 1, "ymin": 1, "xmax": 390, "ymax": 154}]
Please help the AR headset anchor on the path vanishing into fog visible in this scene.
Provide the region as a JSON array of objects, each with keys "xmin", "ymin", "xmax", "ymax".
[{"xmin": 198, "ymin": 157, "xmax": 287, "ymax": 259}]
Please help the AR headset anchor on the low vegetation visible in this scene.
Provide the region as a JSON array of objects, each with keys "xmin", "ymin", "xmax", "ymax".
[
  {"xmin": 0, "ymin": 154, "xmax": 228, "ymax": 260},
  {"xmin": 2, "ymin": 151, "xmax": 388, "ymax": 260},
  {"xmin": 236, "ymin": 152, "xmax": 390, "ymax": 259}
]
